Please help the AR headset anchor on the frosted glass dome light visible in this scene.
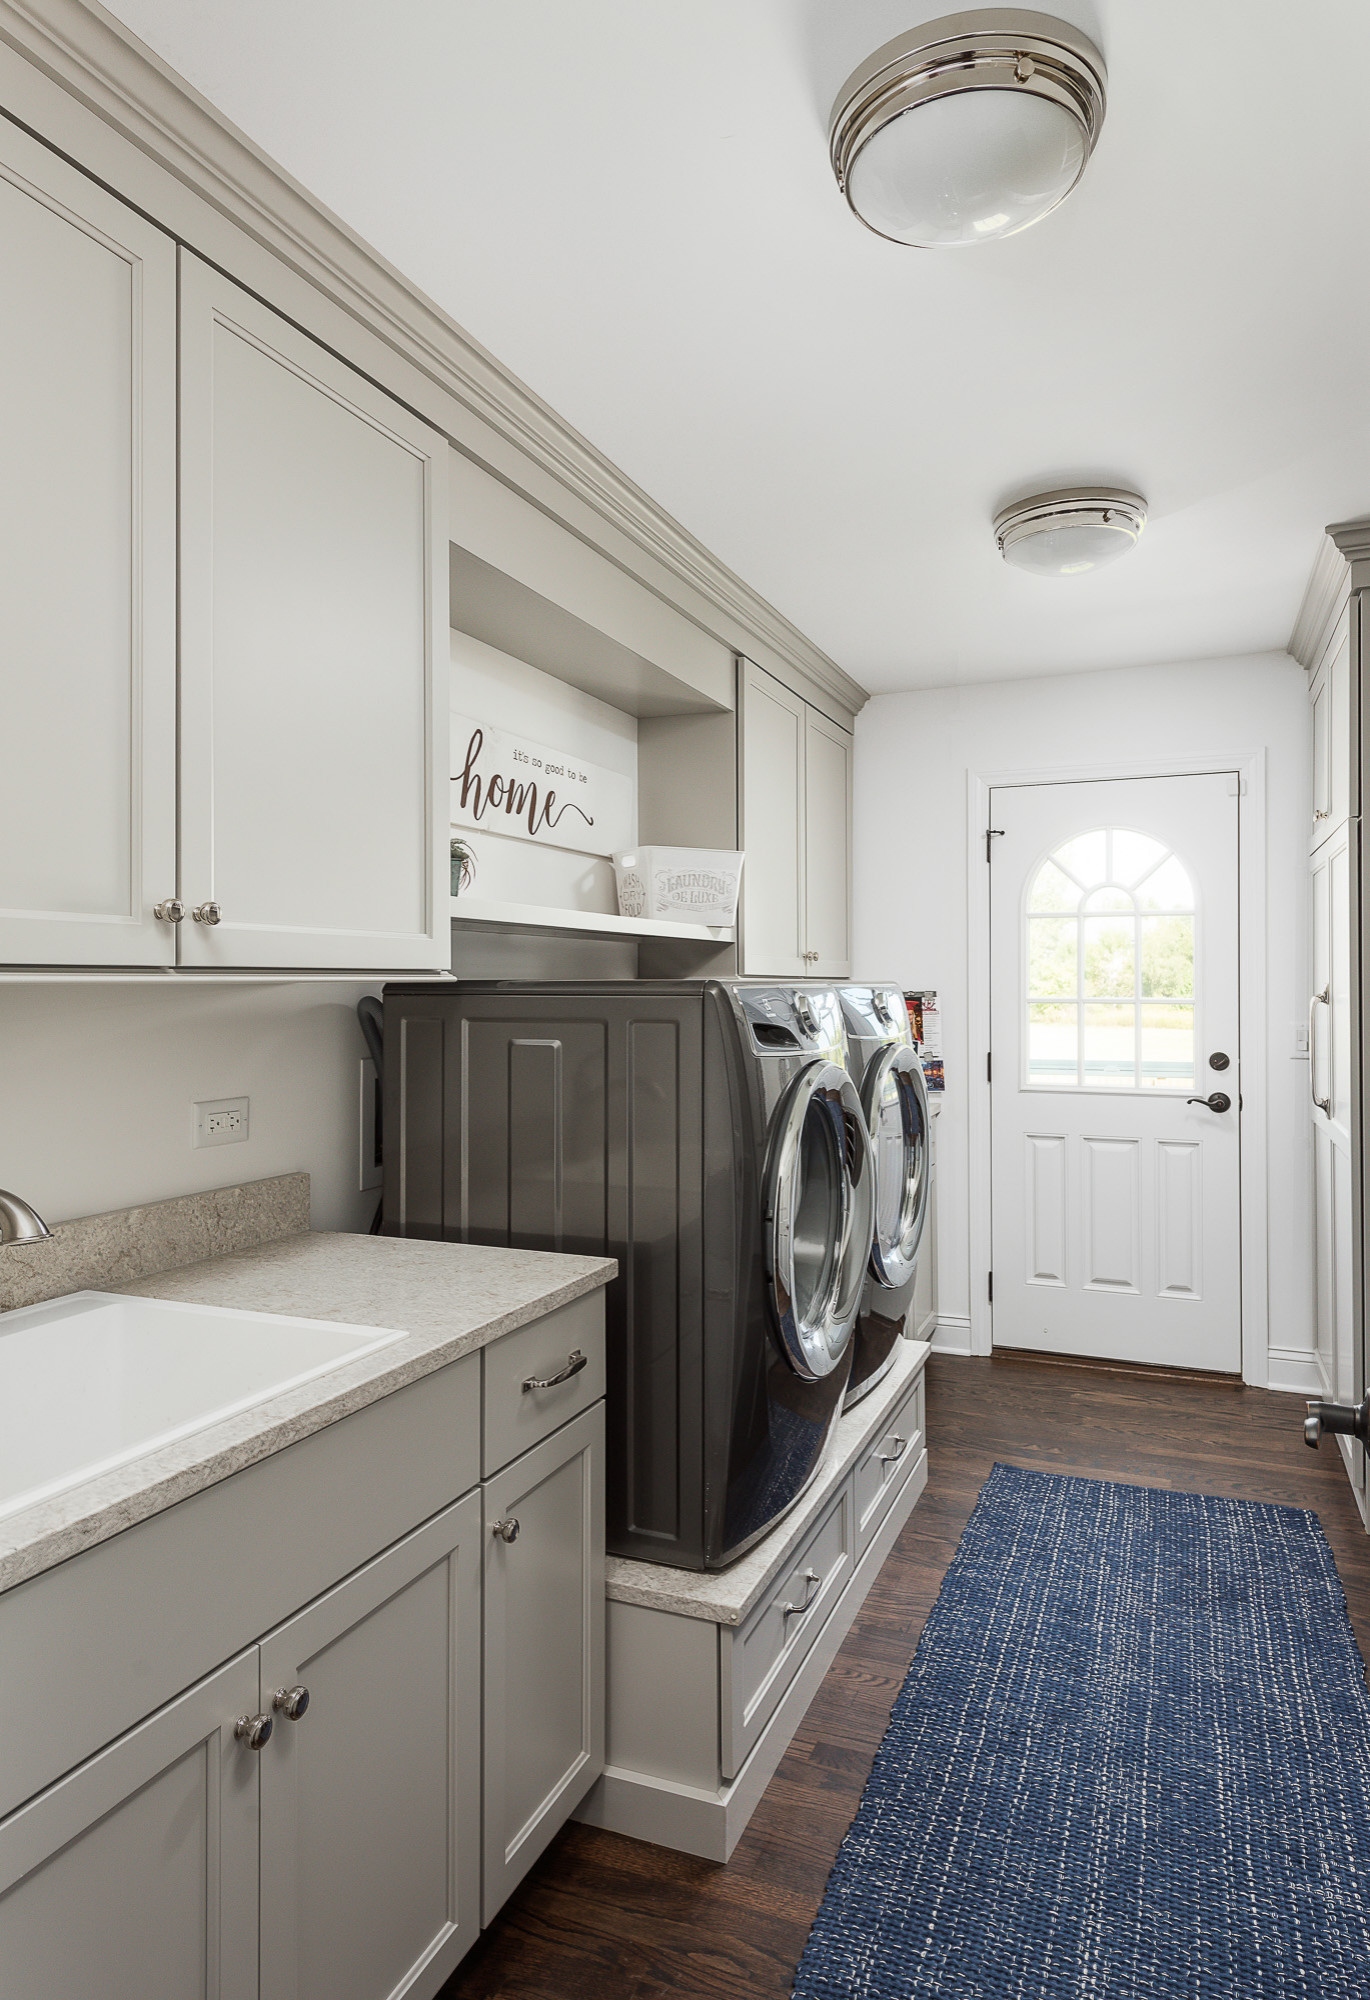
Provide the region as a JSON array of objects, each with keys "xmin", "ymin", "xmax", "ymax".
[
  {"xmin": 829, "ymin": 10, "xmax": 1106, "ymax": 249},
  {"xmin": 994, "ymin": 489, "xmax": 1148, "ymax": 577}
]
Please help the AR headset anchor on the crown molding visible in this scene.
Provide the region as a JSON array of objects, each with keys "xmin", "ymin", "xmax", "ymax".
[
  {"xmin": 0, "ymin": 0, "xmax": 867, "ymax": 715},
  {"xmin": 1288, "ymin": 528, "xmax": 1352, "ymax": 670}
]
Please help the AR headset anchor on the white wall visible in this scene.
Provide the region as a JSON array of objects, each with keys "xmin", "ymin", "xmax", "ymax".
[
  {"xmin": 0, "ymin": 980, "xmax": 378, "ymax": 1233},
  {"xmin": 852, "ymin": 649, "xmax": 1312, "ymax": 1387}
]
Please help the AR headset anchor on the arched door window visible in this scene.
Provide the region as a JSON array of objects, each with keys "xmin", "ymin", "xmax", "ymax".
[{"xmin": 1025, "ymin": 828, "xmax": 1195, "ymax": 1091}]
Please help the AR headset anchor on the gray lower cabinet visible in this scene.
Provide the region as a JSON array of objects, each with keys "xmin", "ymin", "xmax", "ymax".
[
  {"xmin": 482, "ymin": 1404, "xmax": 605, "ymax": 1923},
  {"xmin": 0, "ymin": 1301, "xmax": 606, "ymax": 1999},
  {"xmin": 258, "ymin": 1493, "xmax": 483, "ymax": 2000},
  {"xmin": 0, "ymin": 1649, "xmax": 260, "ymax": 2000}
]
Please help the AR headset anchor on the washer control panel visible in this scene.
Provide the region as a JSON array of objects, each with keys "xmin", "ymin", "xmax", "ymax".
[{"xmin": 738, "ymin": 986, "xmax": 846, "ymax": 1064}]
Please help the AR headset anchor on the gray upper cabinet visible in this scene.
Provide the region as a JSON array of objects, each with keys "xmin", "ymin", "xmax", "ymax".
[
  {"xmin": 739, "ymin": 660, "xmax": 853, "ymax": 977},
  {"xmin": 0, "ymin": 114, "xmax": 177, "ymax": 967},
  {"xmin": 178, "ymin": 253, "xmax": 449, "ymax": 970},
  {"xmin": 1308, "ymin": 603, "xmax": 1354, "ymax": 852}
]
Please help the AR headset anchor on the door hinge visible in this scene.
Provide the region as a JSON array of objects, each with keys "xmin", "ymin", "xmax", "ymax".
[
  {"xmin": 987, "ymin": 1050, "xmax": 992, "ymax": 1082},
  {"xmin": 988, "ymin": 1271, "xmax": 994, "ymax": 1303},
  {"xmin": 986, "ymin": 827, "xmax": 1005, "ymax": 862}
]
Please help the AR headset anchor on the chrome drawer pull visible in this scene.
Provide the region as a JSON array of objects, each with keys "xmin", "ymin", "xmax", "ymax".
[
  {"xmin": 522, "ymin": 1349, "xmax": 587, "ymax": 1392},
  {"xmin": 877, "ymin": 1434, "xmax": 909, "ymax": 1472},
  {"xmin": 782, "ymin": 1567, "xmax": 821, "ymax": 1621}
]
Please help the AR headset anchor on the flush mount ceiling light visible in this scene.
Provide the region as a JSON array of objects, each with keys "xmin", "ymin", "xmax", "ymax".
[
  {"xmin": 828, "ymin": 10, "xmax": 1106, "ymax": 248},
  {"xmin": 994, "ymin": 488, "xmax": 1147, "ymax": 577}
]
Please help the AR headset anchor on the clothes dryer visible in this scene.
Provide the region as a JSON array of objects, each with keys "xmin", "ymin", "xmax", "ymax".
[
  {"xmin": 838, "ymin": 984, "xmax": 931, "ymax": 1406},
  {"xmin": 381, "ymin": 979, "xmax": 875, "ymax": 1570}
]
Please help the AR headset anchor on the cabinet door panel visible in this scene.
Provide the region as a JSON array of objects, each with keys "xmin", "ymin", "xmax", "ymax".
[
  {"xmin": 483, "ymin": 1404, "xmax": 605, "ymax": 1923},
  {"xmin": 258, "ymin": 1491, "xmax": 481, "ymax": 2000},
  {"xmin": 0, "ymin": 116, "xmax": 176, "ymax": 964},
  {"xmin": 740, "ymin": 662, "xmax": 807, "ymax": 976},
  {"xmin": 0, "ymin": 1650, "xmax": 257, "ymax": 2000},
  {"xmin": 179, "ymin": 251, "xmax": 447, "ymax": 969},
  {"xmin": 804, "ymin": 709, "xmax": 853, "ymax": 977}
]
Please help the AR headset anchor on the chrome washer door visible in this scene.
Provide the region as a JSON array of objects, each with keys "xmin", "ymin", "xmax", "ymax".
[
  {"xmin": 764, "ymin": 1060, "xmax": 877, "ymax": 1379},
  {"xmin": 862, "ymin": 1043, "xmax": 929, "ymax": 1289}
]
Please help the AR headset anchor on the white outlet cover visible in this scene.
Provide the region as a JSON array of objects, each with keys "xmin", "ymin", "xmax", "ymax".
[{"xmin": 194, "ymin": 1096, "xmax": 250, "ymax": 1148}]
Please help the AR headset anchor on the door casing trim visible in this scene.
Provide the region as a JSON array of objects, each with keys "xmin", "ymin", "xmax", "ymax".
[{"xmin": 967, "ymin": 749, "xmax": 1269, "ymax": 1387}]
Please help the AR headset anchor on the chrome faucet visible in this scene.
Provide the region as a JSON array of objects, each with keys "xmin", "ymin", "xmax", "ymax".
[{"xmin": 0, "ymin": 1189, "xmax": 53, "ymax": 1245}]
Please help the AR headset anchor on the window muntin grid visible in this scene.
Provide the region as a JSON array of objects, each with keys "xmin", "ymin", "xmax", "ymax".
[{"xmin": 1024, "ymin": 828, "xmax": 1195, "ymax": 1091}]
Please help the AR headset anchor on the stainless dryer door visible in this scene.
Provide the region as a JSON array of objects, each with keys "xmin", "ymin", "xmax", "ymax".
[
  {"xmin": 862, "ymin": 1043, "xmax": 930, "ymax": 1289},
  {"xmin": 764, "ymin": 1060, "xmax": 876, "ymax": 1380}
]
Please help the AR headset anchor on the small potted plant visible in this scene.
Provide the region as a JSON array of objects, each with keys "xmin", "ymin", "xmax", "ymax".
[{"xmin": 450, "ymin": 836, "xmax": 476, "ymax": 897}]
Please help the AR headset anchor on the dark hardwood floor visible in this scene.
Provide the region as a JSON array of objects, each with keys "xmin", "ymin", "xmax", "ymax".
[{"xmin": 442, "ymin": 1352, "xmax": 1370, "ymax": 2000}]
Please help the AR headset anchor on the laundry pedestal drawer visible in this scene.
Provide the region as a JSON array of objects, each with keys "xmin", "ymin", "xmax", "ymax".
[
  {"xmin": 579, "ymin": 1338, "xmax": 931, "ymax": 1863},
  {"xmin": 854, "ymin": 1372, "xmax": 926, "ymax": 1557},
  {"xmin": 721, "ymin": 1482, "xmax": 853, "ymax": 1782}
]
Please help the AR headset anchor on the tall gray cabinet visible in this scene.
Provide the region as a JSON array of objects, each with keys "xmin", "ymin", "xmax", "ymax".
[{"xmin": 1293, "ymin": 518, "xmax": 1368, "ymax": 1518}]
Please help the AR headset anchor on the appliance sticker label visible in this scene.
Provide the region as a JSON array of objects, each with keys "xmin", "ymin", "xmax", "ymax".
[{"xmin": 450, "ymin": 714, "xmax": 635, "ymax": 858}]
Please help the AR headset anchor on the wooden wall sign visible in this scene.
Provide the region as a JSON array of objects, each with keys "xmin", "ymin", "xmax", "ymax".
[{"xmin": 450, "ymin": 714, "xmax": 634, "ymax": 858}]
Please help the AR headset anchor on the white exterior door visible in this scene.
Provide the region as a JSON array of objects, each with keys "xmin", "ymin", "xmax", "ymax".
[
  {"xmin": 258, "ymin": 1493, "xmax": 481, "ymax": 2000},
  {"xmin": 989, "ymin": 773, "xmax": 1242, "ymax": 1371},
  {"xmin": 178, "ymin": 250, "xmax": 448, "ymax": 970},
  {"xmin": 0, "ymin": 116, "xmax": 177, "ymax": 965}
]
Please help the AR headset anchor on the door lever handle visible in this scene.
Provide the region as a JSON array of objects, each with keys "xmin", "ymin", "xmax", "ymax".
[
  {"xmin": 1304, "ymin": 1394, "xmax": 1370, "ymax": 1448},
  {"xmin": 1185, "ymin": 1092, "xmax": 1231, "ymax": 1113}
]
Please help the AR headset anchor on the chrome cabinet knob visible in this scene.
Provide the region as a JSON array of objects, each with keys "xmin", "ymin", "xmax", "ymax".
[
  {"xmin": 272, "ymin": 1684, "xmax": 310, "ymax": 1722},
  {"xmin": 192, "ymin": 901, "xmax": 222, "ymax": 925},
  {"xmin": 493, "ymin": 1517, "xmax": 520, "ymax": 1543},
  {"xmin": 234, "ymin": 1712, "xmax": 273, "ymax": 1752},
  {"xmin": 154, "ymin": 898, "xmax": 185, "ymax": 923}
]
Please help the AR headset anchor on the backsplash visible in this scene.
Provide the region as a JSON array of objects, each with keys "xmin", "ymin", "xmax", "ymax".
[{"xmin": 0, "ymin": 1172, "xmax": 310, "ymax": 1314}]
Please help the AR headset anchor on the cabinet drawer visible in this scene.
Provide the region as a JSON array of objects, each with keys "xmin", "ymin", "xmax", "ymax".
[
  {"xmin": 482, "ymin": 1293, "xmax": 605, "ymax": 1476},
  {"xmin": 721, "ymin": 1481, "xmax": 854, "ymax": 1782},
  {"xmin": 854, "ymin": 1374, "xmax": 925, "ymax": 1558}
]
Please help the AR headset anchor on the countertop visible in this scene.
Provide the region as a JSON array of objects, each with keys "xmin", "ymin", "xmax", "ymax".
[
  {"xmin": 0, "ymin": 1230, "xmax": 615, "ymax": 1596},
  {"xmin": 605, "ymin": 1333, "xmax": 931, "ymax": 1628}
]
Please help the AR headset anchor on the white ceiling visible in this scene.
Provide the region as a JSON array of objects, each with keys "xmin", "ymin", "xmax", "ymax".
[{"xmin": 105, "ymin": 0, "xmax": 1370, "ymax": 692}]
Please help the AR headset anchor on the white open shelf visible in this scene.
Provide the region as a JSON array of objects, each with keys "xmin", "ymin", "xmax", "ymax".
[{"xmin": 450, "ymin": 896, "xmax": 733, "ymax": 945}]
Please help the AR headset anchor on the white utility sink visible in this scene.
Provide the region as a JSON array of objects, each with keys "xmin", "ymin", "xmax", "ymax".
[{"xmin": 0, "ymin": 1290, "xmax": 404, "ymax": 1523}]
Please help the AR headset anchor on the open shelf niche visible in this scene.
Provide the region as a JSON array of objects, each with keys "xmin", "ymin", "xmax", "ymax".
[{"xmin": 447, "ymin": 450, "xmax": 740, "ymax": 980}]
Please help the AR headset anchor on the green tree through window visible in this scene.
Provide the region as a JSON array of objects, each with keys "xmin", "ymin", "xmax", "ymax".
[{"xmin": 1025, "ymin": 829, "xmax": 1195, "ymax": 1090}]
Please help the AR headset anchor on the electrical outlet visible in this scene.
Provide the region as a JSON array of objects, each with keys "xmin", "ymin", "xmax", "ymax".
[
  {"xmin": 359, "ymin": 1058, "xmax": 382, "ymax": 1192},
  {"xmin": 194, "ymin": 1096, "xmax": 250, "ymax": 1148}
]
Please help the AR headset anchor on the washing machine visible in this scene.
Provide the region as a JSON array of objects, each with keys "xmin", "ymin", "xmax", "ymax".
[
  {"xmin": 837, "ymin": 984, "xmax": 931, "ymax": 1407},
  {"xmin": 380, "ymin": 978, "xmax": 875, "ymax": 1571}
]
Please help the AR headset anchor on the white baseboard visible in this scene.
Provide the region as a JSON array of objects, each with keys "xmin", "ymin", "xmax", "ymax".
[
  {"xmin": 931, "ymin": 1314, "xmax": 973, "ymax": 1356},
  {"xmin": 576, "ymin": 1451, "xmax": 929, "ymax": 1861},
  {"xmin": 1266, "ymin": 1347, "xmax": 1326, "ymax": 1395}
]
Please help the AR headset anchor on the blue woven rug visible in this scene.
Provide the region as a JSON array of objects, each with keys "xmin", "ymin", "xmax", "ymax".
[{"xmin": 792, "ymin": 1463, "xmax": 1370, "ymax": 1998}]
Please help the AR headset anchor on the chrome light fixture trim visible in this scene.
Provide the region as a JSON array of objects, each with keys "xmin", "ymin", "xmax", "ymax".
[
  {"xmin": 994, "ymin": 487, "xmax": 1148, "ymax": 576},
  {"xmin": 828, "ymin": 9, "xmax": 1106, "ymax": 247}
]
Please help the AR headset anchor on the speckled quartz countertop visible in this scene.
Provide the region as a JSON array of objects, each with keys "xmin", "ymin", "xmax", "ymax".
[
  {"xmin": 605, "ymin": 1334, "xmax": 931, "ymax": 1629},
  {"xmin": 0, "ymin": 1231, "xmax": 615, "ymax": 1596}
]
